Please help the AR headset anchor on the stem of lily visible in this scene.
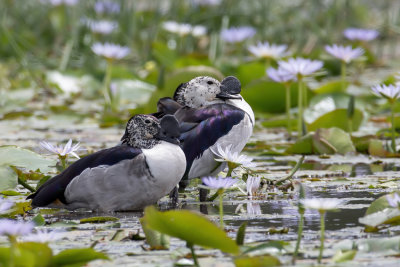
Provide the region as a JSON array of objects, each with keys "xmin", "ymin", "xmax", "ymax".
[
  {"xmin": 188, "ymin": 243, "xmax": 199, "ymax": 267},
  {"xmin": 341, "ymin": 61, "xmax": 347, "ymax": 91},
  {"xmin": 292, "ymin": 210, "xmax": 304, "ymax": 264},
  {"xmin": 391, "ymin": 101, "xmax": 396, "ymax": 153},
  {"xmin": 59, "ymin": 155, "xmax": 67, "ymax": 170},
  {"xmin": 285, "ymin": 83, "xmax": 292, "ymax": 137},
  {"xmin": 219, "ymin": 188, "xmax": 225, "ymax": 229},
  {"xmin": 318, "ymin": 210, "xmax": 326, "ymax": 263},
  {"xmin": 103, "ymin": 59, "xmax": 113, "ymax": 111},
  {"xmin": 9, "ymin": 235, "xmax": 17, "ymax": 267},
  {"xmin": 297, "ymin": 77, "xmax": 304, "ymax": 137}
]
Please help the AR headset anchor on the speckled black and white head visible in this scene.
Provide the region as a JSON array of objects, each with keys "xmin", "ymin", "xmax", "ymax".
[
  {"xmin": 122, "ymin": 114, "xmax": 180, "ymax": 149},
  {"xmin": 173, "ymin": 76, "xmax": 242, "ymax": 108}
]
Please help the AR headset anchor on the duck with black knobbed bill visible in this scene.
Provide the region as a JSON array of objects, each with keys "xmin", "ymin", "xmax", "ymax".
[
  {"xmin": 140, "ymin": 76, "xmax": 255, "ymax": 200},
  {"xmin": 28, "ymin": 115, "xmax": 186, "ymax": 212}
]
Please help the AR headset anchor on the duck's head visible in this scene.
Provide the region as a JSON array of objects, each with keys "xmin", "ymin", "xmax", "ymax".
[
  {"xmin": 122, "ymin": 114, "xmax": 180, "ymax": 148},
  {"xmin": 173, "ymin": 76, "xmax": 242, "ymax": 108}
]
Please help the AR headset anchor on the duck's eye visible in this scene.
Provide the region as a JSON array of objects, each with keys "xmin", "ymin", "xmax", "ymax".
[
  {"xmin": 144, "ymin": 119, "xmax": 151, "ymax": 124},
  {"xmin": 207, "ymin": 81, "xmax": 213, "ymax": 85}
]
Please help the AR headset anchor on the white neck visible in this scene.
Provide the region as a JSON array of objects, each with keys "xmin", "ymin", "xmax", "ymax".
[{"xmin": 226, "ymin": 96, "xmax": 255, "ymax": 124}]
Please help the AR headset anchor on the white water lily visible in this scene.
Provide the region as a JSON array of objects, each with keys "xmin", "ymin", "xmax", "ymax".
[
  {"xmin": 300, "ymin": 198, "xmax": 342, "ymax": 211},
  {"xmin": 267, "ymin": 67, "xmax": 296, "ymax": 83},
  {"xmin": 220, "ymin": 26, "xmax": 256, "ymax": 43},
  {"xmin": 0, "ymin": 220, "xmax": 34, "ymax": 237},
  {"xmin": 40, "ymin": 139, "xmax": 81, "ymax": 159},
  {"xmin": 248, "ymin": 42, "xmax": 288, "ymax": 60},
  {"xmin": 202, "ymin": 176, "xmax": 238, "ymax": 189},
  {"xmin": 371, "ymin": 84, "xmax": 400, "ymax": 102},
  {"xmin": 325, "ymin": 44, "xmax": 364, "ymax": 63},
  {"xmin": 211, "ymin": 144, "xmax": 256, "ymax": 169},
  {"xmin": 86, "ymin": 20, "xmax": 118, "ymax": 35},
  {"xmin": 278, "ymin": 57, "xmax": 323, "ymax": 78},
  {"xmin": 22, "ymin": 229, "xmax": 63, "ymax": 243},
  {"xmin": 91, "ymin": 42, "xmax": 130, "ymax": 60},
  {"xmin": 162, "ymin": 21, "xmax": 207, "ymax": 37},
  {"xmin": 246, "ymin": 176, "xmax": 261, "ymax": 197},
  {"xmin": 343, "ymin": 28, "xmax": 379, "ymax": 42}
]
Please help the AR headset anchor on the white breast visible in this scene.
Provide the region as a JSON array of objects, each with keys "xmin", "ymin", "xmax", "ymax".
[
  {"xmin": 188, "ymin": 114, "xmax": 253, "ymax": 179},
  {"xmin": 64, "ymin": 142, "xmax": 186, "ymax": 211}
]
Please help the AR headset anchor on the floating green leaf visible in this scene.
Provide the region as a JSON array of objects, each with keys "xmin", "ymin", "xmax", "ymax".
[
  {"xmin": 141, "ymin": 206, "xmax": 240, "ymax": 254},
  {"xmin": 286, "ymin": 128, "xmax": 355, "ymax": 155},
  {"xmin": 0, "ymin": 146, "xmax": 56, "ymax": 173},
  {"xmin": 80, "ymin": 216, "xmax": 119, "ymax": 224},
  {"xmin": 32, "ymin": 214, "xmax": 46, "ymax": 226},
  {"xmin": 314, "ymin": 80, "xmax": 348, "ymax": 94},
  {"xmin": 234, "ymin": 255, "xmax": 281, "ymax": 267},
  {"xmin": 332, "ymin": 250, "xmax": 357, "ymax": 263},
  {"xmin": 0, "ymin": 165, "xmax": 18, "ymax": 191},
  {"xmin": 52, "ymin": 248, "xmax": 109, "ymax": 266},
  {"xmin": 241, "ymin": 80, "xmax": 309, "ymax": 113},
  {"xmin": 0, "ymin": 242, "xmax": 52, "ymax": 267},
  {"xmin": 359, "ymin": 208, "xmax": 400, "ymax": 228},
  {"xmin": 304, "ymin": 93, "xmax": 364, "ymax": 131}
]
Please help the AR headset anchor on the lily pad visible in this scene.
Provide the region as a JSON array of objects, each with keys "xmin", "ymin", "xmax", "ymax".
[
  {"xmin": 52, "ymin": 248, "xmax": 109, "ymax": 266},
  {"xmin": 241, "ymin": 80, "xmax": 310, "ymax": 114},
  {"xmin": 0, "ymin": 146, "xmax": 56, "ymax": 173},
  {"xmin": 304, "ymin": 93, "xmax": 364, "ymax": 131},
  {"xmin": 0, "ymin": 166, "xmax": 18, "ymax": 191},
  {"xmin": 359, "ymin": 208, "xmax": 400, "ymax": 228},
  {"xmin": 234, "ymin": 255, "xmax": 281, "ymax": 267},
  {"xmin": 286, "ymin": 127, "xmax": 355, "ymax": 155},
  {"xmin": 80, "ymin": 216, "xmax": 119, "ymax": 224},
  {"xmin": 141, "ymin": 206, "xmax": 240, "ymax": 255}
]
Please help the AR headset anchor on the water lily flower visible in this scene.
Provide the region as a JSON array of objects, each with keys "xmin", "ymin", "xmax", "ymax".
[
  {"xmin": 301, "ymin": 198, "xmax": 342, "ymax": 263},
  {"xmin": 162, "ymin": 21, "xmax": 206, "ymax": 37},
  {"xmin": 267, "ymin": 67, "xmax": 296, "ymax": 83},
  {"xmin": 40, "ymin": 139, "xmax": 81, "ymax": 159},
  {"xmin": 220, "ymin": 26, "xmax": 256, "ymax": 43},
  {"xmin": 246, "ymin": 176, "xmax": 261, "ymax": 197},
  {"xmin": 0, "ymin": 198, "xmax": 14, "ymax": 214},
  {"xmin": 386, "ymin": 193, "xmax": 400, "ymax": 208},
  {"xmin": 91, "ymin": 42, "xmax": 130, "ymax": 60},
  {"xmin": 86, "ymin": 20, "xmax": 118, "ymax": 35},
  {"xmin": 23, "ymin": 229, "xmax": 63, "ymax": 243},
  {"xmin": 191, "ymin": 0, "xmax": 221, "ymax": 6},
  {"xmin": 211, "ymin": 144, "xmax": 256, "ymax": 171},
  {"xmin": 0, "ymin": 220, "xmax": 34, "ymax": 237},
  {"xmin": 278, "ymin": 57, "xmax": 323, "ymax": 78},
  {"xmin": 325, "ymin": 44, "xmax": 364, "ymax": 63},
  {"xmin": 94, "ymin": 0, "xmax": 120, "ymax": 14},
  {"xmin": 202, "ymin": 176, "xmax": 238, "ymax": 189},
  {"xmin": 371, "ymin": 84, "xmax": 400, "ymax": 102},
  {"xmin": 248, "ymin": 42, "xmax": 288, "ymax": 60},
  {"xmin": 372, "ymin": 84, "xmax": 400, "ymax": 152},
  {"xmin": 43, "ymin": 0, "xmax": 79, "ymax": 6},
  {"xmin": 191, "ymin": 25, "xmax": 207, "ymax": 37},
  {"xmin": 300, "ymin": 198, "xmax": 342, "ymax": 212},
  {"xmin": 343, "ymin": 28, "xmax": 379, "ymax": 42}
]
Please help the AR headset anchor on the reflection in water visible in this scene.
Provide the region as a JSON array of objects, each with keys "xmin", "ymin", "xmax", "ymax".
[
  {"xmin": 247, "ymin": 202, "xmax": 262, "ymax": 215},
  {"xmin": 350, "ymin": 163, "xmax": 372, "ymax": 177},
  {"xmin": 184, "ymin": 190, "xmax": 377, "ymax": 234}
]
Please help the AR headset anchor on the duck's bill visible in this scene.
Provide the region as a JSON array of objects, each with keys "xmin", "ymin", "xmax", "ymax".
[
  {"xmin": 216, "ymin": 92, "xmax": 242, "ymax": 100},
  {"xmin": 156, "ymin": 133, "xmax": 180, "ymax": 145}
]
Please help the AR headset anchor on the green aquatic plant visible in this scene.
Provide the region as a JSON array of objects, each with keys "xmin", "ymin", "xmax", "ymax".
[
  {"xmin": 301, "ymin": 198, "xmax": 342, "ymax": 263},
  {"xmin": 371, "ymin": 84, "xmax": 400, "ymax": 152}
]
